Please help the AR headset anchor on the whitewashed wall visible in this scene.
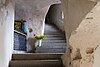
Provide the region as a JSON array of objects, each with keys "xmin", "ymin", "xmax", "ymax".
[{"xmin": 0, "ymin": 0, "xmax": 15, "ymax": 67}]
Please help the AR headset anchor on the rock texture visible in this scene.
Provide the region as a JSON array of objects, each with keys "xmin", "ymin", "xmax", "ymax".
[
  {"xmin": 69, "ymin": 2, "xmax": 100, "ymax": 67},
  {"xmin": 72, "ymin": 48, "xmax": 82, "ymax": 60},
  {"xmin": 61, "ymin": 0, "xmax": 100, "ymax": 67},
  {"xmin": 86, "ymin": 48, "xmax": 94, "ymax": 54},
  {"xmin": 61, "ymin": 0, "xmax": 98, "ymax": 67}
]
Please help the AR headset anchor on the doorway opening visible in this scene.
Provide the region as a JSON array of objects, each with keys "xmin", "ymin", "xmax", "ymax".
[{"xmin": 36, "ymin": 4, "xmax": 66, "ymax": 53}]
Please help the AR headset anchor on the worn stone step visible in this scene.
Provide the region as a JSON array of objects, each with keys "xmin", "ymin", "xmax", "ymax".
[
  {"xmin": 40, "ymin": 45, "xmax": 66, "ymax": 49},
  {"xmin": 45, "ymin": 29, "xmax": 60, "ymax": 32},
  {"xmin": 38, "ymin": 45, "xmax": 66, "ymax": 49},
  {"xmin": 12, "ymin": 53, "xmax": 63, "ymax": 60},
  {"xmin": 45, "ymin": 36, "xmax": 65, "ymax": 39},
  {"xmin": 44, "ymin": 28, "xmax": 60, "ymax": 32},
  {"xmin": 45, "ymin": 34, "xmax": 65, "ymax": 37},
  {"xmin": 45, "ymin": 35, "xmax": 65, "ymax": 37},
  {"xmin": 44, "ymin": 32, "xmax": 65, "ymax": 35},
  {"xmin": 44, "ymin": 29, "xmax": 60, "ymax": 32},
  {"xmin": 45, "ymin": 25, "xmax": 59, "ymax": 30},
  {"xmin": 44, "ymin": 28, "xmax": 60, "ymax": 31},
  {"xmin": 41, "ymin": 43, "xmax": 67, "ymax": 46},
  {"xmin": 45, "ymin": 37, "xmax": 66, "ymax": 40},
  {"xmin": 9, "ymin": 60, "xmax": 63, "ymax": 67},
  {"xmin": 36, "ymin": 48, "xmax": 66, "ymax": 53},
  {"xmin": 42, "ymin": 40, "xmax": 66, "ymax": 43}
]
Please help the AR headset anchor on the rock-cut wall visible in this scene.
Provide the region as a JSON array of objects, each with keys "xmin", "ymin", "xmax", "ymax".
[{"xmin": 60, "ymin": 0, "xmax": 100, "ymax": 67}]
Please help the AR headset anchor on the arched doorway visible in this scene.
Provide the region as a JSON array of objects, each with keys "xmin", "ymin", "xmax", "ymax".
[
  {"xmin": 13, "ymin": 0, "xmax": 67, "ymax": 54},
  {"xmin": 35, "ymin": 3, "xmax": 67, "ymax": 53}
]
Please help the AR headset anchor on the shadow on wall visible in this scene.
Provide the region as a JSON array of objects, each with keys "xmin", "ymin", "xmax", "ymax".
[{"xmin": 45, "ymin": 3, "xmax": 65, "ymax": 32}]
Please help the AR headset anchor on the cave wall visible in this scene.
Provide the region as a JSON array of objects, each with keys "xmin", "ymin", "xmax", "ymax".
[{"xmin": 61, "ymin": 0, "xmax": 97, "ymax": 67}]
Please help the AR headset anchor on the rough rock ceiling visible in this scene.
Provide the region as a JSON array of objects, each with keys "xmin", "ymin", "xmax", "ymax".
[
  {"xmin": 15, "ymin": 0, "xmax": 61, "ymax": 20},
  {"xmin": 15, "ymin": 0, "xmax": 61, "ymax": 9}
]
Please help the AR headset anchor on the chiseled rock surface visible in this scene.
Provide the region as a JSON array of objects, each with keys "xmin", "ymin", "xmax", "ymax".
[
  {"xmin": 93, "ymin": 45, "xmax": 100, "ymax": 67},
  {"xmin": 86, "ymin": 47, "xmax": 94, "ymax": 54},
  {"xmin": 72, "ymin": 48, "xmax": 82, "ymax": 60},
  {"xmin": 65, "ymin": 1, "xmax": 100, "ymax": 67},
  {"xmin": 61, "ymin": 0, "xmax": 100, "ymax": 67}
]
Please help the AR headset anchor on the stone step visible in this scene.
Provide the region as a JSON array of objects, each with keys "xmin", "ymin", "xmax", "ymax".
[
  {"xmin": 45, "ymin": 35, "xmax": 65, "ymax": 38},
  {"xmin": 45, "ymin": 29, "xmax": 58, "ymax": 31},
  {"xmin": 44, "ymin": 28, "xmax": 60, "ymax": 32},
  {"xmin": 45, "ymin": 34, "xmax": 65, "ymax": 37},
  {"xmin": 45, "ymin": 25, "xmax": 57, "ymax": 27},
  {"xmin": 45, "ymin": 29, "xmax": 60, "ymax": 31},
  {"xmin": 44, "ymin": 29, "xmax": 59, "ymax": 32},
  {"xmin": 38, "ymin": 45, "xmax": 66, "ymax": 49},
  {"xmin": 45, "ymin": 35, "xmax": 65, "ymax": 37},
  {"xmin": 9, "ymin": 60, "xmax": 63, "ymax": 67},
  {"xmin": 45, "ymin": 37, "xmax": 66, "ymax": 40},
  {"xmin": 12, "ymin": 53, "xmax": 63, "ymax": 60},
  {"xmin": 42, "ymin": 40, "xmax": 66, "ymax": 43},
  {"xmin": 44, "ymin": 28, "xmax": 60, "ymax": 31},
  {"xmin": 44, "ymin": 32, "xmax": 65, "ymax": 35},
  {"xmin": 45, "ymin": 25, "xmax": 58, "ymax": 29},
  {"xmin": 41, "ymin": 43, "xmax": 67, "ymax": 46},
  {"xmin": 36, "ymin": 48, "xmax": 66, "ymax": 53}
]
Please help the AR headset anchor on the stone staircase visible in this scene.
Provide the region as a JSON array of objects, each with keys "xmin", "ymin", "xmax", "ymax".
[
  {"xmin": 9, "ymin": 24, "xmax": 66, "ymax": 67},
  {"xmin": 9, "ymin": 53, "xmax": 64, "ymax": 67},
  {"xmin": 36, "ymin": 24, "xmax": 66, "ymax": 53}
]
